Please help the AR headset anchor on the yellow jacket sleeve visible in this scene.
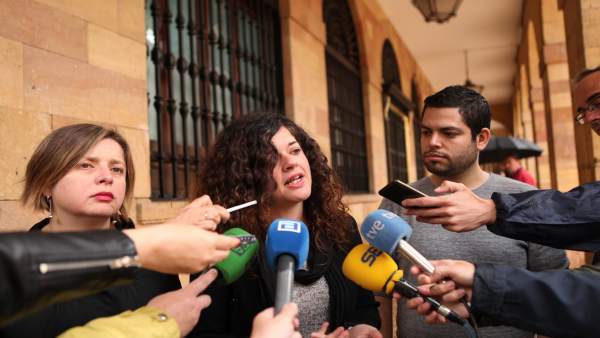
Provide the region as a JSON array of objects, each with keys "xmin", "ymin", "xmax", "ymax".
[{"xmin": 58, "ymin": 306, "xmax": 180, "ymax": 338}]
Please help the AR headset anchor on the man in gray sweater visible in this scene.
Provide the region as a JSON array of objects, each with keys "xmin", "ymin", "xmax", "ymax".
[{"xmin": 379, "ymin": 85, "xmax": 568, "ymax": 338}]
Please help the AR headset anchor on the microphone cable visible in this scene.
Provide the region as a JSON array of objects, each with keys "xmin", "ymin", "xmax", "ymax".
[
  {"xmin": 394, "ymin": 279, "xmax": 480, "ymax": 338},
  {"xmin": 459, "ymin": 296, "xmax": 481, "ymax": 338}
]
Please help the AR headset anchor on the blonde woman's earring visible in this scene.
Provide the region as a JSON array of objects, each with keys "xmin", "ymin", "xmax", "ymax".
[{"xmin": 46, "ymin": 196, "xmax": 53, "ymax": 219}]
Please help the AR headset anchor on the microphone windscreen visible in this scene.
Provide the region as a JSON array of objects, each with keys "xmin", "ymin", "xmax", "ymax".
[
  {"xmin": 214, "ymin": 228, "xmax": 259, "ymax": 284},
  {"xmin": 342, "ymin": 243, "xmax": 403, "ymax": 294},
  {"xmin": 360, "ymin": 209, "xmax": 412, "ymax": 254},
  {"xmin": 265, "ymin": 219, "xmax": 309, "ymax": 271}
]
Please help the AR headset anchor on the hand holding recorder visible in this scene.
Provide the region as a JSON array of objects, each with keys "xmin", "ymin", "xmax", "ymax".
[{"xmin": 378, "ymin": 180, "xmax": 429, "ymax": 205}]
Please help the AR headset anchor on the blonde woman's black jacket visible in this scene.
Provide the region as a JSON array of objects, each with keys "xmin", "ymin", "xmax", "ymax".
[
  {"xmin": 0, "ymin": 230, "xmax": 138, "ymax": 326},
  {"xmin": 1, "ymin": 218, "xmax": 180, "ymax": 338}
]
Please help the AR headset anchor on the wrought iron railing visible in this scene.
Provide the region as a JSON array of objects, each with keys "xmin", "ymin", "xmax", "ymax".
[{"xmin": 146, "ymin": 0, "xmax": 283, "ymax": 199}]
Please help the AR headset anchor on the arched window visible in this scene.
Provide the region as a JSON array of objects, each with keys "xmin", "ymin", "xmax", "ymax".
[
  {"xmin": 323, "ymin": 0, "xmax": 369, "ymax": 193},
  {"xmin": 381, "ymin": 40, "xmax": 411, "ymax": 182}
]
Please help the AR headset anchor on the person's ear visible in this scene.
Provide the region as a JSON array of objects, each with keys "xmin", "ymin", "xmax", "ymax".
[{"xmin": 476, "ymin": 128, "xmax": 491, "ymax": 151}]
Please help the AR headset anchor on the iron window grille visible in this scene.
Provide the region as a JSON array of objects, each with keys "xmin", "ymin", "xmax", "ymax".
[
  {"xmin": 146, "ymin": 0, "xmax": 283, "ymax": 199},
  {"xmin": 411, "ymin": 78, "xmax": 425, "ymax": 178},
  {"xmin": 324, "ymin": 0, "xmax": 370, "ymax": 193},
  {"xmin": 382, "ymin": 40, "xmax": 410, "ymax": 183}
]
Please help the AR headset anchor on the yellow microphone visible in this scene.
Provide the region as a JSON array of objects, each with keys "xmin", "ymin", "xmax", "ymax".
[
  {"xmin": 343, "ymin": 243, "xmax": 468, "ymax": 327},
  {"xmin": 342, "ymin": 243, "xmax": 403, "ymax": 294}
]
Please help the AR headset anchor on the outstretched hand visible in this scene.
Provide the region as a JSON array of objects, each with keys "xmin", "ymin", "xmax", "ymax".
[
  {"xmin": 394, "ymin": 260, "xmax": 474, "ymax": 324},
  {"xmin": 124, "ymin": 224, "xmax": 240, "ymax": 274},
  {"xmin": 251, "ymin": 303, "xmax": 301, "ymax": 338},
  {"xmin": 171, "ymin": 195, "xmax": 230, "ymax": 231},
  {"xmin": 311, "ymin": 322, "xmax": 348, "ymax": 338},
  {"xmin": 148, "ymin": 269, "xmax": 218, "ymax": 337},
  {"xmin": 402, "ymin": 180, "xmax": 496, "ymax": 232}
]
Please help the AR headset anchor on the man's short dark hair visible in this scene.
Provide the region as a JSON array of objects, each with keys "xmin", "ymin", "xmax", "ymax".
[{"xmin": 422, "ymin": 85, "xmax": 491, "ymax": 140}]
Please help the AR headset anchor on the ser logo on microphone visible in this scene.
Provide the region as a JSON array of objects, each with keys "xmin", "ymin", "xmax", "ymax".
[{"xmin": 361, "ymin": 246, "xmax": 383, "ymax": 267}]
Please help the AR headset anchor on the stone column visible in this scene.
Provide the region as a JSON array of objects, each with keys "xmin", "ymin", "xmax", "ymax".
[
  {"xmin": 540, "ymin": 0, "xmax": 580, "ymax": 191},
  {"xmin": 524, "ymin": 18, "xmax": 553, "ymax": 188},
  {"xmin": 279, "ymin": 0, "xmax": 330, "ymax": 158},
  {"xmin": 561, "ymin": 0, "xmax": 600, "ymax": 184}
]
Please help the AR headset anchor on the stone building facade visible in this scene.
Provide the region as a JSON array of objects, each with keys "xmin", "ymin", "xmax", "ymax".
[
  {"xmin": 0, "ymin": 0, "xmax": 433, "ymax": 231},
  {"xmin": 0, "ymin": 2, "xmax": 597, "ymax": 272}
]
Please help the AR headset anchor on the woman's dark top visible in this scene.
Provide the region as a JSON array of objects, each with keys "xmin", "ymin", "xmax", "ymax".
[
  {"xmin": 189, "ymin": 215, "xmax": 381, "ymax": 338},
  {"xmin": 0, "ymin": 218, "xmax": 181, "ymax": 338}
]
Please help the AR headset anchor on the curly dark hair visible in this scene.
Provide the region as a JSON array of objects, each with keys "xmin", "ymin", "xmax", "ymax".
[{"xmin": 196, "ymin": 113, "xmax": 351, "ymax": 251}]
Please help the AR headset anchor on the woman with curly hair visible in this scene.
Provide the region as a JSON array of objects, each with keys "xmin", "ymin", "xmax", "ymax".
[{"xmin": 190, "ymin": 113, "xmax": 382, "ymax": 338}]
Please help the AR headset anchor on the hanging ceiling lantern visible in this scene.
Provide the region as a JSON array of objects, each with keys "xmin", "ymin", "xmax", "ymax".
[
  {"xmin": 464, "ymin": 78, "xmax": 484, "ymax": 93},
  {"xmin": 463, "ymin": 50, "xmax": 484, "ymax": 93},
  {"xmin": 412, "ymin": 0, "xmax": 463, "ymax": 24}
]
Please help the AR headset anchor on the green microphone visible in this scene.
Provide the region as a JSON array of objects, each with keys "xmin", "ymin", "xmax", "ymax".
[{"xmin": 214, "ymin": 227, "xmax": 259, "ymax": 284}]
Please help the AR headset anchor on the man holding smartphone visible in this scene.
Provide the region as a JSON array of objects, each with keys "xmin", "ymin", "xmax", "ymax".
[
  {"xmin": 398, "ymin": 66, "xmax": 600, "ymax": 337},
  {"xmin": 378, "ymin": 85, "xmax": 568, "ymax": 338}
]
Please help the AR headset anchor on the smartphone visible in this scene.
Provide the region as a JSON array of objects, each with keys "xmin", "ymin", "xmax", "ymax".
[{"xmin": 378, "ymin": 180, "xmax": 428, "ymax": 206}]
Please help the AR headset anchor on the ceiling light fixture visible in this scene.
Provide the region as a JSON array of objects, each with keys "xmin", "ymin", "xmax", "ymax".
[
  {"xmin": 463, "ymin": 50, "xmax": 484, "ymax": 93},
  {"xmin": 412, "ymin": 0, "xmax": 463, "ymax": 24}
]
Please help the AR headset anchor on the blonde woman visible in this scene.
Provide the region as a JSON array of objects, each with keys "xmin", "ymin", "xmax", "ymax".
[{"xmin": 2, "ymin": 124, "xmax": 229, "ymax": 338}]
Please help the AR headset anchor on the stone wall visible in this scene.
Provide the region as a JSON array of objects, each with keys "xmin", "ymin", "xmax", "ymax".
[
  {"xmin": 0, "ymin": 0, "xmax": 433, "ymax": 230},
  {"xmin": 0, "ymin": 0, "xmax": 148, "ymax": 231}
]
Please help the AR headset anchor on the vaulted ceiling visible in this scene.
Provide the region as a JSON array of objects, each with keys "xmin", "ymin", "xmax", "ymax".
[{"xmin": 379, "ymin": 0, "xmax": 523, "ymax": 105}]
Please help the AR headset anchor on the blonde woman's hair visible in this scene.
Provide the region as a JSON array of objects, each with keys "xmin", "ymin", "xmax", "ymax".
[{"xmin": 21, "ymin": 124, "xmax": 135, "ymax": 220}]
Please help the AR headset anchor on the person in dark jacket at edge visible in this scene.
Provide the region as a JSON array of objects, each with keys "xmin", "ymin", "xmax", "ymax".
[{"xmin": 396, "ymin": 65, "xmax": 600, "ymax": 338}]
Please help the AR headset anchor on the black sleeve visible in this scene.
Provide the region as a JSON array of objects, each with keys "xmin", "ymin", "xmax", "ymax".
[
  {"xmin": 488, "ymin": 181, "xmax": 600, "ymax": 251},
  {"xmin": 0, "ymin": 231, "xmax": 137, "ymax": 325},
  {"xmin": 189, "ymin": 263, "xmax": 271, "ymax": 338},
  {"xmin": 188, "ymin": 277, "xmax": 236, "ymax": 338},
  {"xmin": 472, "ymin": 263, "xmax": 600, "ymax": 338},
  {"xmin": 345, "ymin": 278, "xmax": 382, "ymax": 329}
]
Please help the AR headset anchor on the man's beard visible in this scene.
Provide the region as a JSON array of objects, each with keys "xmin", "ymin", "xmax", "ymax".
[{"xmin": 424, "ymin": 147, "xmax": 479, "ymax": 178}]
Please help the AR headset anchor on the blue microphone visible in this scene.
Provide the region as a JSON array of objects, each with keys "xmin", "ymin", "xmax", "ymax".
[
  {"xmin": 360, "ymin": 209, "xmax": 435, "ymax": 274},
  {"xmin": 265, "ymin": 219, "xmax": 309, "ymax": 313},
  {"xmin": 361, "ymin": 209, "xmax": 411, "ymax": 253}
]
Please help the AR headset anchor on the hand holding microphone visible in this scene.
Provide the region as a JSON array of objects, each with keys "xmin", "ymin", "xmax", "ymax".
[
  {"xmin": 408, "ymin": 259, "xmax": 475, "ymax": 325},
  {"xmin": 213, "ymin": 227, "xmax": 259, "ymax": 284},
  {"xmin": 251, "ymin": 303, "xmax": 301, "ymax": 338},
  {"xmin": 360, "ymin": 209, "xmax": 435, "ymax": 274},
  {"xmin": 265, "ymin": 219, "xmax": 309, "ymax": 313},
  {"xmin": 170, "ymin": 195, "xmax": 230, "ymax": 230},
  {"xmin": 342, "ymin": 244, "xmax": 467, "ymax": 327}
]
